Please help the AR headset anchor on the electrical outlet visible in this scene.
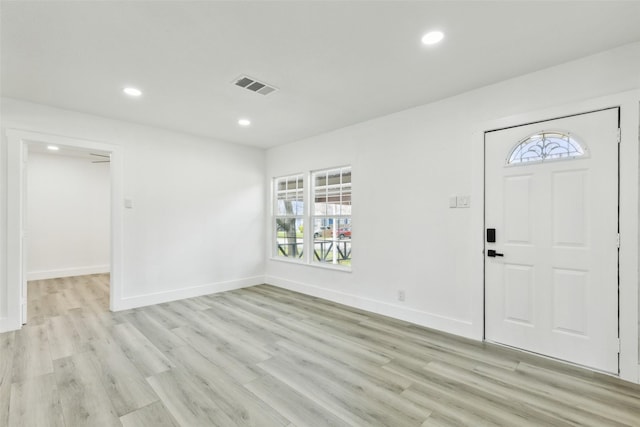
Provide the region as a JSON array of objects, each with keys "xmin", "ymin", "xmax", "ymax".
[{"xmin": 398, "ymin": 290, "xmax": 405, "ymax": 302}]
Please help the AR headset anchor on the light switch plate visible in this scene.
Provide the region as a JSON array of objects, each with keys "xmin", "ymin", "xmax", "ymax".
[
  {"xmin": 449, "ymin": 196, "xmax": 458, "ymax": 208},
  {"xmin": 124, "ymin": 198, "xmax": 133, "ymax": 209},
  {"xmin": 457, "ymin": 195, "xmax": 470, "ymax": 208}
]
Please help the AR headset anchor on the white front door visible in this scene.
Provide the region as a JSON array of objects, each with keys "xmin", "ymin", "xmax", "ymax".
[{"xmin": 484, "ymin": 108, "xmax": 619, "ymax": 373}]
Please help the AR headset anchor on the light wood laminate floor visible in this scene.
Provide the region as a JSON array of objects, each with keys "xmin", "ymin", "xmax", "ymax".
[{"xmin": 1, "ymin": 274, "xmax": 639, "ymax": 426}]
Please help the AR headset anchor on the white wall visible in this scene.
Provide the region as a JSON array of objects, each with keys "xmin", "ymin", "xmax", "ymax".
[
  {"xmin": 0, "ymin": 98, "xmax": 265, "ymax": 326},
  {"xmin": 265, "ymin": 41, "xmax": 640, "ymax": 378},
  {"xmin": 27, "ymin": 151, "xmax": 110, "ymax": 280},
  {"xmin": 1, "ymin": 39, "xmax": 638, "ymax": 380}
]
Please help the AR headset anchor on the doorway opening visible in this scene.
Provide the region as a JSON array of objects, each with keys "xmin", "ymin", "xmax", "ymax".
[
  {"xmin": 5, "ymin": 129, "xmax": 123, "ymax": 332},
  {"xmin": 24, "ymin": 144, "xmax": 112, "ymax": 323}
]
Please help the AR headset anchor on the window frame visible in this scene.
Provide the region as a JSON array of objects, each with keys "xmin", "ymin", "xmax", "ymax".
[
  {"xmin": 310, "ymin": 166, "xmax": 352, "ymax": 270},
  {"xmin": 272, "ymin": 173, "xmax": 305, "ymax": 262},
  {"xmin": 506, "ymin": 130, "xmax": 588, "ymax": 166}
]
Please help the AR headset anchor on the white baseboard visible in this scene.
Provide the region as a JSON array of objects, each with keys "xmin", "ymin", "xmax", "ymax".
[
  {"xmin": 0, "ymin": 317, "xmax": 21, "ymax": 334},
  {"xmin": 265, "ymin": 275, "xmax": 477, "ymax": 340},
  {"xmin": 27, "ymin": 265, "xmax": 110, "ymax": 281},
  {"xmin": 114, "ymin": 275, "xmax": 265, "ymax": 311}
]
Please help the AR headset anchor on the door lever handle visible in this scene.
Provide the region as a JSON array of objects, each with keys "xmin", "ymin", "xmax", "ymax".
[{"xmin": 487, "ymin": 249, "xmax": 504, "ymax": 257}]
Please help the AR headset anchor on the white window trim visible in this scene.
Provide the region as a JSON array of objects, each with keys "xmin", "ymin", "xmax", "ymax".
[
  {"xmin": 272, "ymin": 173, "xmax": 305, "ymax": 263},
  {"xmin": 270, "ymin": 166, "xmax": 353, "ymax": 272},
  {"xmin": 310, "ymin": 166, "xmax": 352, "ymax": 270}
]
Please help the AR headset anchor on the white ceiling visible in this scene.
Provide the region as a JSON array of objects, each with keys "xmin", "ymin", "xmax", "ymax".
[{"xmin": 3, "ymin": 1, "xmax": 640, "ymax": 149}]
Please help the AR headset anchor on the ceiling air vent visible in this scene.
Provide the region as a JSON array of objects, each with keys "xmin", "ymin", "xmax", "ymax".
[{"xmin": 233, "ymin": 75, "xmax": 277, "ymax": 96}]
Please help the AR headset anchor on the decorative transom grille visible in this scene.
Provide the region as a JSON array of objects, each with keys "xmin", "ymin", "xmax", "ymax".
[{"xmin": 506, "ymin": 131, "xmax": 586, "ymax": 165}]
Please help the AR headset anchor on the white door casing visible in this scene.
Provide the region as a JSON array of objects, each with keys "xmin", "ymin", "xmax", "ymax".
[
  {"xmin": 21, "ymin": 144, "xmax": 28, "ymax": 324},
  {"xmin": 484, "ymin": 108, "xmax": 619, "ymax": 373},
  {"xmin": 4, "ymin": 129, "xmax": 123, "ymax": 334}
]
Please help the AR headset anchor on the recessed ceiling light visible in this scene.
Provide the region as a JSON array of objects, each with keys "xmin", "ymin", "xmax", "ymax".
[
  {"xmin": 238, "ymin": 118, "xmax": 251, "ymax": 127},
  {"xmin": 47, "ymin": 145, "xmax": 59, "ymax": 151},
  {"xmin": 123, "ymin": 87, "xmax": 142, "ymax": 97},
  {"xmin": 421, "ymin": 31, "xmax": 444, "ymax": 45}
]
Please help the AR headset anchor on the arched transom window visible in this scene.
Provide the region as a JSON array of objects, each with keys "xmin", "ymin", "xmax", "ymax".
[{"xmin": 506, "ymin": 131, "xmax": 587, "ymax": 165}]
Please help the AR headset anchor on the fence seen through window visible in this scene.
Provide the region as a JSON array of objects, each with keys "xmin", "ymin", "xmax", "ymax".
[
  {"xmin": 312, "ymin": 167, "xmax": 351, "ymax": 267},
  {"xmin": 274, "ymin": 174, "xmax": 304, "ymax": 260}
]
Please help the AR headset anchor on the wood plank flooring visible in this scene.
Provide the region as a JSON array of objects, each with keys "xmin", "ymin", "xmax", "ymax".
[{"xmin": 1, "ymin": 274, "xmax": 639, "ymax": 426}]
